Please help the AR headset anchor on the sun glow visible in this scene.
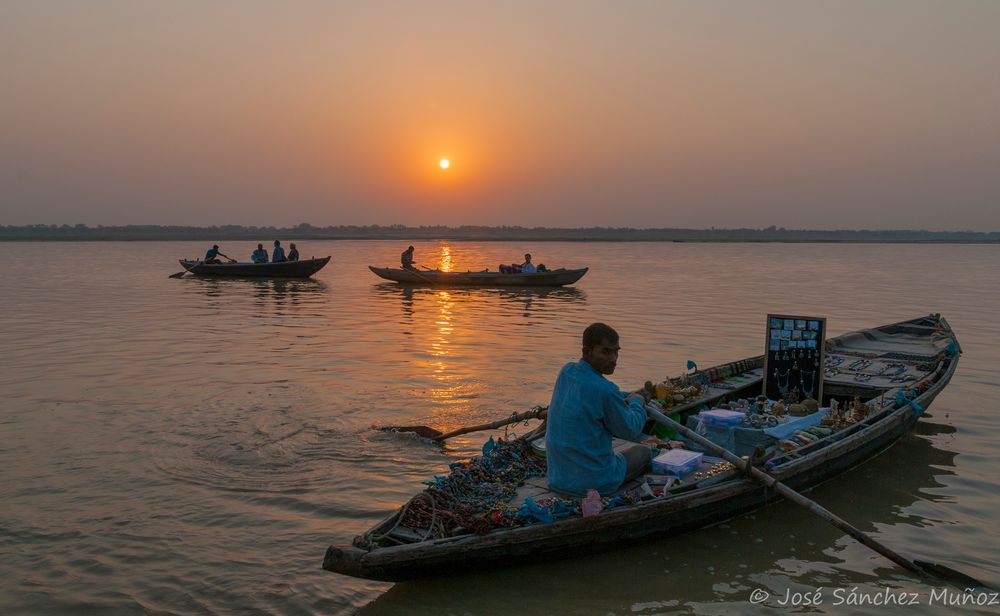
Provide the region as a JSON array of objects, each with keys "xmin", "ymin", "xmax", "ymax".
[{"xmin": 439, "ymin": 158, "xmax": 450, "ymax": 169}]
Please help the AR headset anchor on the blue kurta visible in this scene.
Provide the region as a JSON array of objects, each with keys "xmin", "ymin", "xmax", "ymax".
[{"xmin": 545, "ymin": 360, "xmax": 648, "ymax": 496}]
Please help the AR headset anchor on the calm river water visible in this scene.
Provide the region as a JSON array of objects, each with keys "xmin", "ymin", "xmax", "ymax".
[{"xmin": 1, "ymin": 241, "xmax": 998, "ymax": 615}]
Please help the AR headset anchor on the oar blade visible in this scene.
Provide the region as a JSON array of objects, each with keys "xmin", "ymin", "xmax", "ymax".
[
  {"xmin": 168, "ymin": 271, "xmax": 186, "ymax": 278},
  {"xmin": 914, "ymin": 560, "xmax": 995, "ymax": 590},
  {"xmin": 377, "ymin": 425, "xmax": 443, "ymax": 439}
]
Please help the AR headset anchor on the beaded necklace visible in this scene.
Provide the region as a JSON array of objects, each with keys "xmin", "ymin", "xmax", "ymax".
[{"xmin": 800, "ymin": 370, "xmax": 816, "ymax": 399}]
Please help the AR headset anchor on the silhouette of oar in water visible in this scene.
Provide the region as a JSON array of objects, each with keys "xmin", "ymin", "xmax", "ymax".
[
  {"xmin": 646, "ymin": 403, "xmax": 993, "ymax": 590},
  {"xmin": 379, "ymin": 406, "xmax": 548, "ymax": 443}
]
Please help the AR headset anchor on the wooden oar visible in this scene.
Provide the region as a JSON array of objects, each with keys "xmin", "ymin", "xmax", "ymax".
[
  {"xmin": 405, "ymin": 265, "xmax": 438, "ymax": 285},
  {"xmin": 379, "ymin": 406, "xmax": 548, "ymax": 443},
  {"xmin": 646, "ymin": 403, "xmax": 992, "ymax": 588}
]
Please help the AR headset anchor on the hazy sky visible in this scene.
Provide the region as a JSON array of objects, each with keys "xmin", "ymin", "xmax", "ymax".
[{"xmin": 2, "ymin": 1, "xmax": 999, "ymax": 229}]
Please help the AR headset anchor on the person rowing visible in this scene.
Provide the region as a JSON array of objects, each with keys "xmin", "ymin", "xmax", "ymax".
[
  {"xmin": 204, "ymin": 244, "xmax": 232, "ymax": 264},
  {"xmin": 401, "ymin": 245, "xmax": 417, "ymax": 270}
]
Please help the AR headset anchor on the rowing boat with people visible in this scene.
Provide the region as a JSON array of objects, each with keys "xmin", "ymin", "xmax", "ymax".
[
  {"xmin": 178, "ymin": 256, "xmax": 331, "ymax": 278},
  {"xmin": 368, "ymin": 266, "xmax": 588, "ymax": 286},
  {"xmin": 323, "ymin": 314, "xmax": 962, "ymax": 582}
]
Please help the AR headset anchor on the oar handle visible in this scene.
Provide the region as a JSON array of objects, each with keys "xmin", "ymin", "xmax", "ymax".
[{"xmin": 645, "ymin": 403, "xmax": 924, "ymax": 575}]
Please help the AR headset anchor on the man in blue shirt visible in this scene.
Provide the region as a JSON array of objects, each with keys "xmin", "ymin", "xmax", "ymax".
[
  {"xmin": 272, "ymin": 240, "xmax": 286, "ymax": 263},
  {"xmin": 520, "ymin": 253, "xmax": 537, "ymax": 273},
  {"xmin": 545, "ymin": 323, "xmax": 652, "ymax": 496},
  {"xmin": 204, "ymin": 244, "xmax": 231, "ymax": 264},
  {"xmin": 252, "ymin": 243, "xmax": 269, "ymax": 264}
]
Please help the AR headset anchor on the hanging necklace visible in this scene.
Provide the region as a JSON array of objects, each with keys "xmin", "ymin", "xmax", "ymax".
[
  {"xmin": 800, "ymin": 370, "xmax": 816, "ymax": 399},
  {"xmin": 774, "ymin": 368, "xmax": 790, "ymax": 395}
]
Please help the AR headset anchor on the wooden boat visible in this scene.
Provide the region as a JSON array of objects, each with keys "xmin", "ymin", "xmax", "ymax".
[
  {"xmin": 323, "ymin": 314, "xmax": 960, "ymax": 582},
  {"xmin": 179, "ymin": 256, "xmax": 331, "ymax": 278},
  {"xmin": 368, "ymin": 266, "xmax": 588, "ymax": 286}
]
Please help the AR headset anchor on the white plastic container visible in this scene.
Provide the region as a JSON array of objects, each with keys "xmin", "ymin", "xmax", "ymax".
[{"xmin": 651, "ymin": 449, "xmax": 704, "ymax": 477}]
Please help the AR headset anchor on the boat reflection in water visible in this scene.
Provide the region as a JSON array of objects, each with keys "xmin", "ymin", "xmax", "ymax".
[
  {"xmin": 181, "ymin": 276, "xmax": 329, "ymax": 314},
  {"xmin": 359, "ymin": 422, "xmax": 959, "ymax": 614},
  {"xmin": 371, "ymin": 283, "xmax": 587, "ymax": 320}
]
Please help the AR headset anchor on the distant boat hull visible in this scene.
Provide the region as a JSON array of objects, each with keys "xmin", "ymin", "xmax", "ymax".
[
  {"xmin": 179, "ymin": 257, "xmax": 330, "ymax": 278},
  {"xmin": 368, "ymin": 266, "xmax": 588, "ymax": 286}
]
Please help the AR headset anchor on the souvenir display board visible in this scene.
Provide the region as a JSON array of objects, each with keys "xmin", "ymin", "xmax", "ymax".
[{"xmin": 763, "ymin": 314, "xmax": 826, "ymax": 403}]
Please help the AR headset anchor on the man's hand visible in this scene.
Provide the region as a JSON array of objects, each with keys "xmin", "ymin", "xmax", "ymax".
[{"xmin": 625, "ymin": 392, "xmax": 647, "ymax": 405}]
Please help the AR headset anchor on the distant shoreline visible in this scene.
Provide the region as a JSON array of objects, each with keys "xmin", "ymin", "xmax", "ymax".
[
  {"xmin": 1, "ymin": 224, "xmax": 997, "ymax": 243},
  {"xmin": 2, "ymin": 237, "xmax": 999, "ymax": 244}
]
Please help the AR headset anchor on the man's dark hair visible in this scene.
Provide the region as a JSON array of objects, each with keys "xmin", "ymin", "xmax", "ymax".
[{"xmin": 583, "ymin": 322, "xmax": 618, "ymax": 348}]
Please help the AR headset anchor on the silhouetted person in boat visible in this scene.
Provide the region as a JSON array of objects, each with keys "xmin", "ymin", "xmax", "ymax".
[
  {"xmin": 401, "ymin": 245, "xmax": 416, "ymax": 270},
  {"xmin": 252, "ymin": 243, "xmax": 269, "ymax": 264},
  {"xmin": 272, "ymin": 239, "xmax": 286, "ymax": 263},
  {"xmin": 204, "ymin": 244, "xmax": 231, "ymax": 264},
  {"xmin": 520, "ymin": 253, "xmax": 536, "ymax": 273},
  {"xmin": 287, "ymin": 243, "xmax": 299, "ymax": 262},
  {"xmin": 545, "ymin": 323, "xmax": 653, "ymax": 497}
]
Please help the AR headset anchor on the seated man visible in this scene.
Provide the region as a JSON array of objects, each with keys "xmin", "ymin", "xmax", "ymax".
[
  {"xmin": 520, "ymin": 253, "xmax": 537, "ymax": 273},
  {"xmin": 545, "ymin": 323, "xmax": 652, "ymax": 497},
  {"xmin": 272, "ymin": 239, "xmax": 286, "ymax": 263},
  {"xmin": 251, "ymin": 243, "xmax": 269, "ymax": 264},
  {"xmin": 287, "ymin": 243, "xmax": 299, "ymax": 262},
  {"xmin": 400, "ymin": 245, "xmax": 416, "ymax": 270},
  {"xmin": 204, "ymin": 244, "xmax": 229, "ymax": 264}
]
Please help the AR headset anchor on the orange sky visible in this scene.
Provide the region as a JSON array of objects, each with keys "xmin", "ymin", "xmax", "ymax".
[{"xmin": 1, "ymin": 1, "xmax": 999, "ymax": 230}]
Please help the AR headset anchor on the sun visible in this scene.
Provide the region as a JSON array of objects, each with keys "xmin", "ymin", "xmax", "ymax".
[{"xmin": 439, "ymin": 158, "xmax": 450, "ymax": 169}]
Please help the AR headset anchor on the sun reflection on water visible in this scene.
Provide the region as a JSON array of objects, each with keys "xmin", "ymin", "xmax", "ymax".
[{"xmin": 438, "ymin": 245, "xmax": 453, "ymax": 272}]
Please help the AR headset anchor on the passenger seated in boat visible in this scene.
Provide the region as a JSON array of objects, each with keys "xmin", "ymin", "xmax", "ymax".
[
  {"xmin": 545, "ymin": 323, "xmax": 652, "ymax": 497},
  {"xmin": 272, "ymin": 239, "xmax": 286, "ymax": 263},
  {"xmin": 204, "ymin": 244, "xmax": 230, "ymax": 264},
  {"xmin": 287, "ymin": 243, "xmax": 299, "ymax": 262},
  {"xmin": 401, "ymin": 245, "xmax": 416, "ymax": 270},
  {"xmin": 252, "ymin": 243, "xmax": 269, "ymax": 264},
  {"xmin": 520, "ymin": 253, "xmax": 537, "ymax": 273}
]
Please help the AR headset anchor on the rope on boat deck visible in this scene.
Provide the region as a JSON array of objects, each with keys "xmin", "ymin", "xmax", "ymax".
[
  {"xmin": 360, "ymin": 491, "xmax": 440, "ymax": 549},
  {"xmin": 363, "ymin": 438, "xmax": 546, "ymax": 545}
]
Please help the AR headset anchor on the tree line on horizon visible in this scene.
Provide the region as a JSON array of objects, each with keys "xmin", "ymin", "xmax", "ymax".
[{"xmin": 1, "ymin": 223, "xmax": 997, "ymax": 242}]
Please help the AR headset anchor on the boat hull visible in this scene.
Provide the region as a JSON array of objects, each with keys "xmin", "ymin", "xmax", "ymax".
[
  {"xmin": 368, "ymin": 266, "xmax": 588, "ymax": 286},
  {"xmin": 180, "ymin": 256, "xmax": 330, "ymax": 278}
]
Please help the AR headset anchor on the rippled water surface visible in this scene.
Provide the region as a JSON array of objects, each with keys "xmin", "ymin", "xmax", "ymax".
[{"xmin": 1, "ymin": 241, "xmax": 999, "ymax": 615}]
